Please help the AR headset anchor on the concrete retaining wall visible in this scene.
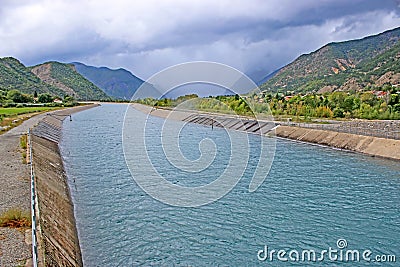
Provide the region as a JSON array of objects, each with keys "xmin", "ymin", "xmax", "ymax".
[
  {"xmin": 132, "ymin": 104, "xmax": 276, "ymax": 135},
  {"xmin": 30, "ymin": 104, "xmax": 99, "ymax": 267},
  {"xmin": 133, "ymin": 104, "xmax": 400, "ymax": 161},
  {"xmin": 275, "ymin": 125, "xmax": 400, "ymax": 160},
  {"xmin": 31, "ymin": 135, "xmax": 82, "ymax": 267}
]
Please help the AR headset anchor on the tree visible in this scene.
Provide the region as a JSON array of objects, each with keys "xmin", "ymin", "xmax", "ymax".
[
  {"xmin": 360, "ymin": 92, "xmax": 376, "ymax": 106},
  {"xmin": 342, "ymin": 96, "xmax": 355, "ymax": 112},
  {"xmin": 38, "ymin": 93, "xmax": 53, "ymax": 103},
  {"xmin": 6, "ymin": 90, "xmax": 33, "ymax": 103},
  {"xmin": 389, "ymin": 94, "xmax": 399, "ymax": 105},
  {"xmin": 64, "ymin": 95, "xmax": 75, "ymax": 103},
  {"xmin": 7, "ymin": 90, "xmax": 24, "ymax": 103},
  {"xmin": 22, "ymin": 94, "xmax": 33, "ymax": 103},
  {"xmin": 393, "ymin": 103, "xmax": 400, "ymax": 113},
  {"xmin": 328, "ymin": 92, "xmax": 346, "ymax": 109},
  {"xmin": 0, "ymin": 90, "xmax": 6, "ymax": 102}
]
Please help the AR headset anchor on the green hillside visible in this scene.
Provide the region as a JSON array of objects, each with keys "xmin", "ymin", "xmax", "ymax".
[
  {"xmin": 260, "ymin": 27, "xmax": 400, "ymax": 94},
  {"xmin": 73, "ymin": 62, "xmax": 144, "ymax": 100},
  {"xmin": 0, "ymin": 57, "xmax": 64, "ymax": 96},
  {"xmin": 0, "ymin": 57, "xmax": 110, "ymax": 100},
  {"xmin": 31, "ymin": 62, "xmax": 110, "ymax": 100}
]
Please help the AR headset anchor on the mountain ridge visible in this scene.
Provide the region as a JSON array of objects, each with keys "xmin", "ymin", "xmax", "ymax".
[
  {"xmin": 260, "ymin": 27, "xmax": 400, "ymax": 94},
  {"xmin": 72, "ymin": 62, "xmax": 144, "ymax": 99},
  {"xmin": 31, "ymin": 61, "xmax": 110, "ymax": 100},
  {"xmin": 0, "ymin": 57, "xmax": 66, "ymax": 96}
]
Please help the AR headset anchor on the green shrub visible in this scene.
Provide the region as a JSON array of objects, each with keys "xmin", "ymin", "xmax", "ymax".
[
  {"xmin": 333, "ymin": 108, "xmax": 345, "ymax": 118},
  {"xmin": 3, "ymin": 101, "xmax": 16, "ymax": 108}
]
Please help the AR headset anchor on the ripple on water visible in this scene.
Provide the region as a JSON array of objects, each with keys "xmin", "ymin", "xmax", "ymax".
[{"xmin": 60, "ymin": 104, "xmax": 400, "ymax": 266}]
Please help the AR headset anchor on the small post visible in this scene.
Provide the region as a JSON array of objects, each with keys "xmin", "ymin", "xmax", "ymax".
[{"xmin": 69, "ymin": 114, "xmax": 72, "ymax": 121}]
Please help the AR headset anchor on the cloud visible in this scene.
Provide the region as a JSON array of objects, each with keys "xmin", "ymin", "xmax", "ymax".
[{"xmin": 0, "ymin": 0, "xmax": 399, "ymax": 81}]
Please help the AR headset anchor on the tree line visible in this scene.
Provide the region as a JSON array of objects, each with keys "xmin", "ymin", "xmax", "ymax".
[
  {"xmin": 136, "ymin": 86, "xmax": 400, "ymax": 120},
  {"xmin": 0, "ymin": 89, "xmax": 76, "ymax": 107}
]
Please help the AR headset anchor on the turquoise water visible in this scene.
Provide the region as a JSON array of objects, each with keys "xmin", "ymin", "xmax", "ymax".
[{"xmin": 61, "ymin": 104, "xmax": 399, "ymax": 266}]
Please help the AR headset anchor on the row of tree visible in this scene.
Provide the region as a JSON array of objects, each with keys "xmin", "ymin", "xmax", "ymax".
[
  {"xmin": 135, "ymin": 87, "xmax": 400, "ymax": 120},
  {"xmin": 0, "ymin": 89, "xmax": 75, "ymax": 107},
  {"xmin": 259, "ymin": 89, "xmax": 400, "ymax": 120}
]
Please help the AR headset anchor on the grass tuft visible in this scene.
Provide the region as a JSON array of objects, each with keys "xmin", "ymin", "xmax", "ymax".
[
  {"xmin": 0, "ymin": 208, "xmax": 31, "ymax": 228},
  {"xmin": 20, "ymin": 134, "xmax": 27, "ymax": 149},
  {"xmin": 20, "ymin": 134, "xmax": 28, "ymax": 163},
  {"xmin": 22, "ymin": 152, "xmax": 27, "ymax": 163}
]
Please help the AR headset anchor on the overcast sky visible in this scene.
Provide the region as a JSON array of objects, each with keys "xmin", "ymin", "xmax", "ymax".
[{"xmin": 0, "ymin": 0, "xmax": 399, "ymax": 81}]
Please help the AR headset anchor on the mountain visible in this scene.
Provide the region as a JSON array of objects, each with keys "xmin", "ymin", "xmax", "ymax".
[
  {"xmin": 260, "ymin": 27, "xmax": 400, "ymax": 94},
  {"xmin": 31, "ymin": 62, "xmax": 110, "ymax": 100},
  {"xmin": 0, "ymin": 57, "xmax": 110, "ymax": 100},
  {"xmin": 256, "ymin": 68, "xmax": 281, "ymax": 86},
  {"xmin": 0, "ymin": 57, "xmax": 65, "ymax": 96},
  {"xmin": 72, "ymin": 62, "xmax": 144, "ymax": 99}
]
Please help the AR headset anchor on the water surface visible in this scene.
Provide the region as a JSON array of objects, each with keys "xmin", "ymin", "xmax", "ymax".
[{"xmin": 61, "ymin": 104, "xmax": 399, "ymax": 266}]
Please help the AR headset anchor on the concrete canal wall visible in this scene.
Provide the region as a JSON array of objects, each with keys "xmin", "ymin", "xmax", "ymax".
[
  {"xmin": 132, "ymin": 104, "xmax": 276, "ymax": 135},
  {"xmin": 132, "ymin": 104, "xmax": 400, "ymax": 161},
  {"xmin": 274, "ymin": 125, "xmax": 400, "ymax": 161},
  {"xmin": 30, "ymin": 104, "xmax": 99, "ymax": 267}
]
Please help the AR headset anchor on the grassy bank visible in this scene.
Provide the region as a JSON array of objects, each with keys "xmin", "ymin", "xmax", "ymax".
[
  {"xmin": 0, "ymin": 106, "xmax": 63, "ymax": 134},
  {"xmin": 0, "ymin": 106, "xmax": 61, "ymax": 116}
]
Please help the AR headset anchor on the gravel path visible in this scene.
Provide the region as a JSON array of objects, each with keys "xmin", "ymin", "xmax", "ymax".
[
  {"xmin": 0, "ymin": 118, "xmax": 34, "ymax": 266},
  {"xmin": 0, "ymin": 228, "xmax": 31, "ymax": 267}
]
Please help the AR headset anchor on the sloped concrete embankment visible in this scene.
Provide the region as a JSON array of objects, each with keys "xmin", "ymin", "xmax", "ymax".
[
  {"xmin": 183, "ymin": 113, "xmax": 400, "ymax": 161},
  {"xmin": 275, "ymin": 125, "xmax": 400, "ymax": 160},
  {"xmin": 131, "ymin": 103, "xmax": 276, "ymax": 135},
  {"xmin": 132, "ymin": 104, "xmax": 400, "ymax": 161},
  {"xmin": 30, "ymin": 104, "xmax": 99, "ymax": 267}
]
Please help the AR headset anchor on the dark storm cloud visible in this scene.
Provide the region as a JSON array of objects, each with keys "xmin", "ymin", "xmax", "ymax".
[{"xmin": 0, "ymin": 0, "xmax": 399, "ymax": 81}]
